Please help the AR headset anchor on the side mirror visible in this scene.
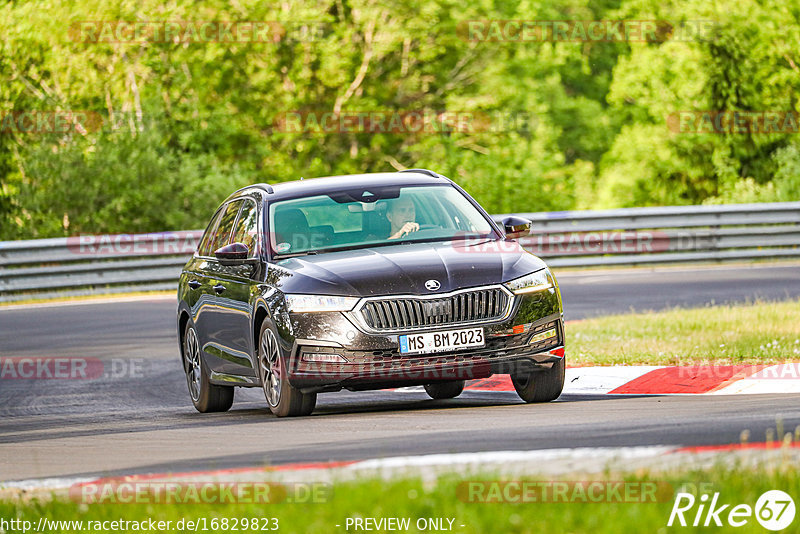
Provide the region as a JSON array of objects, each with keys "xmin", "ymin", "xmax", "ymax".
[
  {"xmin": 214, "ymin": 242, "xmax": 253, "ymax": 265},
  {"xmin": 501, "ymin": 216, "xmax": 532, "ymax": 240}
]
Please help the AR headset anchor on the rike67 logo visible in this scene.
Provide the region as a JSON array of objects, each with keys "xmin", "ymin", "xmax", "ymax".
[{"xmin": 668, "ymin": 490, "xmax": 795, "ymax": 530}]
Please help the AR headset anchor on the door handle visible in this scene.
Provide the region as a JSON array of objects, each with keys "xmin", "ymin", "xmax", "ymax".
[
  {"xmin": 188, "ymin": 280, "xmax": 202, "ymax": 290},
  {"xmin": 213, "ymin": 284, "xmax": 226, "ymax": 294}
]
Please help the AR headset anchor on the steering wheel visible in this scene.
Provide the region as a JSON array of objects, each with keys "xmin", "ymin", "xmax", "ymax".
[{"xmin": 404, "ymin": 224, "xmax": 442, "ymax": 238}]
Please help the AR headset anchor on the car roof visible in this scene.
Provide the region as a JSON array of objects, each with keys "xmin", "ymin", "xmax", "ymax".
[{"xmin": 226, "ymin": 171, "xmax": 450, "ymax": 203}]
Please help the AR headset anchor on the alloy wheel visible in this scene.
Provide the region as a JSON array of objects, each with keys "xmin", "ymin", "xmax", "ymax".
[
  {"xmin": 259, "ymin": 328, "xmax": 282, "ymax": 407},
  {"xmin": 184, "ymin": 327, "xmax": 202, "ymax": 402}
]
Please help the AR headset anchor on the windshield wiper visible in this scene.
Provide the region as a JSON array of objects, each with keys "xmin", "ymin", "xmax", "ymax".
[{"xmin": 274, "ymin": 250, "xmax": 318, "ymax": 259}]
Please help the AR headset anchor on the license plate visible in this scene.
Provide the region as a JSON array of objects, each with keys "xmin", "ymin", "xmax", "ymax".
[{"xmin": 398, "ymin": 327, "xmax": 485, "ymax": 355}]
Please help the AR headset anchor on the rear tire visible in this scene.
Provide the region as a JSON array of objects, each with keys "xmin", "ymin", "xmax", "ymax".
[
  {"xmin": 424, "ymin": 380, "xmax": 465, "ymax": 399},
  {"xmin": 511, "ymin": 357, "xmax": 565, "ymax": 403},
  {"xmin": 258, "ymin": 320, "xmax": 316, "ymax": 417},
  {"xmin": 183, "ymin": 321, "xmax": 234, "ymax": 413}
]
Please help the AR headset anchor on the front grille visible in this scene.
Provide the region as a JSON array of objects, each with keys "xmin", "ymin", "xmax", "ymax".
[
  {"xmin": 358, "ymin": 286, "xmax": 511, "ymax": 332},
  {"xmin": 294, "ymin": 320, "xmax": 561, "ymax": 374}
]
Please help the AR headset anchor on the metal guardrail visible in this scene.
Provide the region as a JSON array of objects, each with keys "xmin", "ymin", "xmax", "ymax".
[
  {"xmin": 1, "ymin": 202, "xmax": 798, "ymax": 302},
  {"xmin": 504, "ymin": 201, "xmax": 800, "ymax": 268}
]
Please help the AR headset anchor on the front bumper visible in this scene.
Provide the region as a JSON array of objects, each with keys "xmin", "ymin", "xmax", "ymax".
[{"xmin": 282, "ymin": 288, "xmax": 564, "ymax": 391}]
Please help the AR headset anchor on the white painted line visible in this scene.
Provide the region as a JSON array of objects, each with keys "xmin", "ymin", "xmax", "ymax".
[
  {"xmin": 349, "ymin": 446, "xmax": 675, "ymax": 471},
  {"xmin": 555, "ymin": 261, "xmax": 800, "ymax": 279},
  {"xmin": 0, "ymin": 294, "xmax": 176, "ymax": 311},
  {"xmin": 393, "ymin": 386, "xmax": 426, "ymax": 393},
  {"xmin": 1, "ymin": 447, "xmax": 676, "ymax": 491},
  {"xmin": 1, "ymin": 476, "xmax": 96, "ymax": 491}
]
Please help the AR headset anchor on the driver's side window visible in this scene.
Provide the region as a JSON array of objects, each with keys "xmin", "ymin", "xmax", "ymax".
[
  {"xmin": 198, "ymin": 208, "xmax": 224, "ymax": 257},
  {"xmin": 232, "ymin": 200, "xmax": 259, "ymax": 257},
  {"xmin": 204, "ymin": 201, "xmax": 242, "ymax": 257}
]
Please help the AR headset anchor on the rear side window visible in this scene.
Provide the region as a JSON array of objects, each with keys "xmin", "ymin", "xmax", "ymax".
[{"xmin": 207, "ymin": 201, "xmax": 242, "ymax": 255}]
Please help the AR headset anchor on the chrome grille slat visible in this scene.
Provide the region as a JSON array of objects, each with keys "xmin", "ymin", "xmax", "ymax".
[
  {"xmin": 357, "ymin": 287, "xmax": 510, "ymax": 332},
  {"xmin": 384, "ymin": 301, "xmax": 393, "ymax": 327},
  {"xmin": 389, "ymin": 300, "xmax": 400, "ymax": 328},
  {"xmin": 469, "ymin": 292, "xmax": 475, "ymax": 320},
  {"xmin": 365, "ymin": 303, "xmax": 377, "ymax": 328},
  {"xmin": 371, "ymin": 302, "xmax": 380, "ymax": 329},
  {"xmin": 399, "ymin": 301, "xmax": 410, "ymax": 328},
  {"xmin": 363, "ymin": 305, "xmax": 376, "ymax": 328},
  {"xmin": 376, "ymin": 302, "xmax": 386, "ymax": 329},
  {"xmin": 378, "ymin": 302, "xmax": 390, "ymax": 328}
]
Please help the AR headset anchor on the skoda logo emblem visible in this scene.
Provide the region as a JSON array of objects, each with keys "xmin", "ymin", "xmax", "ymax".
[{"xmin": 425, "ymin": 279, "xmax": 441, "ymax": 291}]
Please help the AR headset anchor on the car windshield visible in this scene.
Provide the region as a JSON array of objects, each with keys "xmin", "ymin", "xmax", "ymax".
[{"xmin": 268, "ymin": 184, "xmax": 495, "ymax": 257}]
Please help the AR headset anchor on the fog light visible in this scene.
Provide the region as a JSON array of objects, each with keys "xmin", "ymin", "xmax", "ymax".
[
  {"xmin": 529, "ymin": 328, "xmax": 557, "ymax": 344},
  {"xmin": 301, "ymin": 353, "xmax": 347, "ymax": 363}
]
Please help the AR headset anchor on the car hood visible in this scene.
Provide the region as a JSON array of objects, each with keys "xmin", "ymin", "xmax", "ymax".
[{"xmin": 271, "ymin": 239, "xmax": 547, "ymax": 297}]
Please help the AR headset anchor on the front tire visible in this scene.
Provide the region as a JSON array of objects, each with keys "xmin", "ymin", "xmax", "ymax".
[
  {"xmin": 511, "ymin": 357, "xmax": 565, "ymax": 403},
  {"xmin": 258, "ymin": 321, "xmax": 316, "ymax": 417},
  {"xmin": 424, "ymin": 380, "xmax": 465, "ymax": 399},
  {"xmin": 183, "ymin": 322, "xmax": 234, "ymax": 413}
]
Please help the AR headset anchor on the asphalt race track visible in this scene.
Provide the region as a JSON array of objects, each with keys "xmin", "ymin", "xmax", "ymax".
[{"xmin": 1, "ymin": 263, "xmax": 799, "ymax": 482}]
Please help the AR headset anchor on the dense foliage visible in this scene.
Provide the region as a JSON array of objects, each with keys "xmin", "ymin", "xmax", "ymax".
[{"xmin": 1, "ymin": 0, "xmax": 799, "ymax": 239}]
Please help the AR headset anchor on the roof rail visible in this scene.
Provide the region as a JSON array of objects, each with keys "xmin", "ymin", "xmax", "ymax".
[
  {"xmin": 234, "ymin": 183, "xmax": 274, "ymax": 195},
  {"xmin": 399, "ymin": 168, "xmax": 443, "ymax": 179},
  {"xmin": 255, "ymin": 183, "xmax": 275, "ymax": 194}
]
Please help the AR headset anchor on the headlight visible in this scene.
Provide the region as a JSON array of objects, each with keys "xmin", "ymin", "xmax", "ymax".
[
  {"xmin": 285, "ymin": 294, "xmax": 359, "ymax": 313},
  {"xmin": 505, "ymin": 269, "xmax": 553, "ymax": 295}
]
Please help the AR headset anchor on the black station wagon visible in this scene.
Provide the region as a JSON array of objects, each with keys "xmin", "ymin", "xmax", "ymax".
[{"xmin": 177, "ymin": 170, "xmax": 565, "ymax": 416}]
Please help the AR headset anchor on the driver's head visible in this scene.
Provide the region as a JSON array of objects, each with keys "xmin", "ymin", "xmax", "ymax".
[{"xmin": 386, "ymin": 197, "xmax": 416, "ymax": 233}]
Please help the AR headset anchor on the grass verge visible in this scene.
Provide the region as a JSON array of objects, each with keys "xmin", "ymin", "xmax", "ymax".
[
  {"xmin": 1, "ymin": 464, "xmax": 797, "ymax": 533},
  {"xmin": 568, "ymin": 299, "xmax": 800, "ymax": 366}
]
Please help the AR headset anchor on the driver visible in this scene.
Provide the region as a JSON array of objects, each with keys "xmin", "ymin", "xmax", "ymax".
[{"xmin": 386, "ymin": 197, "xmax": 419, "ymax": 239}]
